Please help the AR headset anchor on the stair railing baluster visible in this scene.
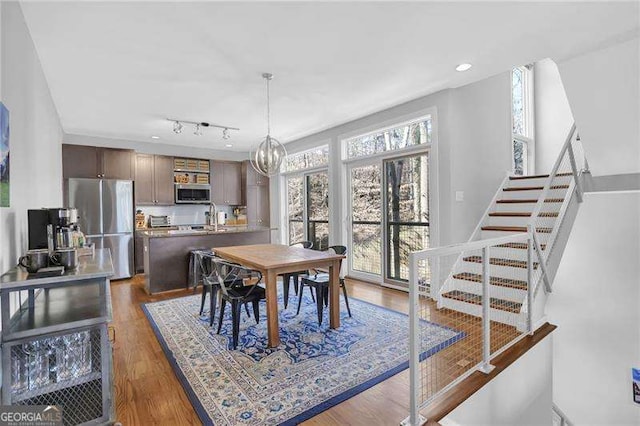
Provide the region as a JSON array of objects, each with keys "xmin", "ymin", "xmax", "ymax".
[
  {"xmin": 527, "ymin": 233, "xmax": 534, "ymax": 335},
  {"xmin": 480, "ymin": 246, "xmax": 495, "ymax": 374}
]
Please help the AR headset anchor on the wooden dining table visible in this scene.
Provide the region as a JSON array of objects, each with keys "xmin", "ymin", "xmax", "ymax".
[{"xmin": 213, "ymin": 243, "xmax": 345, "ymax": 348}]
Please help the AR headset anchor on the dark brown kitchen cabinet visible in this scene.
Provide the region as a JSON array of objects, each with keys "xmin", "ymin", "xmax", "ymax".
[
  {"xmin": 135, "ymin": 154, "xmax": 174, "ymax": 205},
  {"xmin": 62, "ymin": 144, "xmax": 133, "ymax": 179},
  {"xmin": 102, "ymin": 148, "xmax": 134, "ymax": 179},
  {"xmin": 246, "ymin": 184, "xmax": 270, "ymax": 226},
  {"xmin": 244, "ymin": 160, "xmax": 269, "ymax": 187},
  {"xmin": 211, "ymin": 161, "xmax": 242, "ymax": 205},
  {"xmin": 242, "ymin": 160, "xmax": 270, "ymax": 226},
  {"xmin": 134, "ymin": 232, "xmax": 145, "ymax": 273}
]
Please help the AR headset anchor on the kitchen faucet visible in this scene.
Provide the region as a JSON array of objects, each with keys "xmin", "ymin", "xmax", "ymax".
[{"xmin": 208, "ymin": 201, "xmax": 218, "ymax": 232}]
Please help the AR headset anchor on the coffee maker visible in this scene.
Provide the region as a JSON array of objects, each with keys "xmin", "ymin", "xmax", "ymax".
[{"xmin": 28, "ymin": 208, "xmax": 80, "ymax": 251}]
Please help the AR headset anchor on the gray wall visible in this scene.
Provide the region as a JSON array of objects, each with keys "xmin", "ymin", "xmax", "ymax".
[
  {"xmin": 0, "ymin": 2, "xmax": 64, "ymax": 274},
  {"xmin": 274, "ymin": 71, "xmax": 512, "ymax": 256}
]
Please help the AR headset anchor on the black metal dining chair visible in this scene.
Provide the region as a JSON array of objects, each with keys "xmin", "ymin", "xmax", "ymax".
[
  {"xmin": 297, "ymin": 245, "xmax": 352, "ymax": 325},
  {"xmin": 196, "ymin": 251, "xmax": 252, "ymax": 327},
  {"xmin": 194, "ymin": 250, "xmax": 219, "ymax": 326},
  {"xmin": 280, "ymin": 240, "xmax": 314, "ymax": 309},
  {"xmin": 208, "ymin": 256, "xmax": 266, "ymax": 350}
]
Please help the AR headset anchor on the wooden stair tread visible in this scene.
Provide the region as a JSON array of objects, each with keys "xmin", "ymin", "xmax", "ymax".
[
  {"xmin": 496, "ymin": 198, "xmax": 564, "ymax": 204},
  {"xmin": 453, "ymin": 271, "xmax": 529, "ymax": 290},
  {"xmin": 496, "ymin": 242, "xmax": 546, "ymax": 250},
  {"xmin": 462, "ymin": 256, "xmax": 539, "ymax": 270},
  {"xmin": 509, "ymin": 172, "xmax": 572, "ymax": 180},
  {"xmin": 481, "ymin": 226, "xmax": 552, "ymax": 233},
  {"xmin": 442, "ymin": 290, "xmax": 522, "ymax": 313},
  {"xmin": 503, "ymin": 185, "xmax": 569, "ymax": 191},
  {"xmin": 488, "ymin": 212, "xmax": 558, "ymax": 217}
]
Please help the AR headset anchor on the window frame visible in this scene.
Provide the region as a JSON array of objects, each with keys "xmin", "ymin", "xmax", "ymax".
[
  {"xmin": 282, "ymin": 145, "xmax": 329, "ymax": 174},
  {"xmin": 339, "ymin": 108, "xmax": 439, "ymax": 293},
  {"xmin": 511, "ymin": 65, "xmax": 535, "ymax": 176},
  {"xmin": 342, "ymin": 114, "xmax": 433, "ymax": 162}
]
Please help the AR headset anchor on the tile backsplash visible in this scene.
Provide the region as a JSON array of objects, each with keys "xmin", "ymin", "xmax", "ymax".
[{"xmin": 137, "ymin": 204, "xmax": 234, "ymax": 226}]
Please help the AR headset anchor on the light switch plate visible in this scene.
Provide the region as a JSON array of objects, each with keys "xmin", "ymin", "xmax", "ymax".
[{"xmin": 455, "ymin": 191, "xmax": 464, "ymax": 202}]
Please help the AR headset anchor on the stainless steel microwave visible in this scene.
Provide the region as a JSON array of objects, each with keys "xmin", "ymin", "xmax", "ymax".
[{"xmin": 175, "ymin": 184, "xmax": 211, "ymax": 204}]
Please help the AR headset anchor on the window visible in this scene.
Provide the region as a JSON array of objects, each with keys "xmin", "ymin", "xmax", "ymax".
[
  {"xmin": 283, "ymin": 145, "xmax": 330, "ymax": 249},
  {"xmin": 285, "ymin": 145, "xmax": 329, "ymax": 172},
  {"xmin": 343, "ymin": 113, "xmax": 435, "ymax": 291},
  {"xmin": 346, "ymin": 117, "xmax": 432, "ymax": 159},
  {"xmin": 512, "ymin": 65, "xmax": 534, "ymax": 175}
]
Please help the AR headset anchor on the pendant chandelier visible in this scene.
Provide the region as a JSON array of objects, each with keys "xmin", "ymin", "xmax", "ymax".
[{"xmin": 250, "ymin": 73, "xmax": 287, "ymax": 177}]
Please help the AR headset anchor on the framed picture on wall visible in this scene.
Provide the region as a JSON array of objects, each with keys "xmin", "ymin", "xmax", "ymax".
[{"xmin": 0, "ymin": 102, "xmax": 9, "ymax": 208}]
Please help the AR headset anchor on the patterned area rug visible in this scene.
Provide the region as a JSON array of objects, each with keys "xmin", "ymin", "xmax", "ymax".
[{"xmin": 142, "ymin": 289, "xmax": 463, "ymax": 425}]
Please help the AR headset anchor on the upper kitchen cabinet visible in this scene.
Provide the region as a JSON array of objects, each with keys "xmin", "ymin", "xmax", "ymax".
[
  {"xmin": 62, "ymin": 144, "xmax": 133, "ymax": 180},
  {"xmin": 211, "ymin": 161, "xmax": 242, "ymax": 205},
  {"xmin": 101, "ymin": 148, "xmax": 134, "ymax": 180},
  {"xmin": 243, "ymin": 160, "xmax": 269, "ymax": 186},
  {"xmin": 135, "ymin": 154, "xmax": 174, "ymax": 206}
]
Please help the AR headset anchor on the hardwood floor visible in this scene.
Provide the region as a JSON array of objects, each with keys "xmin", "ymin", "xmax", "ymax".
[{"xmin": 110, "ymin": 275, "xmax": 518, "ymax": 425}]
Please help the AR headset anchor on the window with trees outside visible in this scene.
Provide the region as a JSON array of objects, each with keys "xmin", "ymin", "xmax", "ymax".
[
  {"xmin": 284, "ymin": 146, "xmax": 330, "ymax": 250},
  {"xmin": 512, "ymin": 65, "xmax": 534, "ymax": 176},
  {"xmin": 346, "ymin": 116, "xmax": 432, "ymax": 290},
  {"xmin": 346, "ymin": 119, "xmax": 432, "ymax": 159}
]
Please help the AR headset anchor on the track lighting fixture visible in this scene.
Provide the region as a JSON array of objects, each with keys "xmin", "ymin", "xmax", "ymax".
[{"xmin": 167, "ymin": 119, "xmax": 238, "ymax": 141}]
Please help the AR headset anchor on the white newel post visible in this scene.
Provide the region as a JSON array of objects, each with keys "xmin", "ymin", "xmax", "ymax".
[{"xmin": 402, "ymin": 253, "xmax": 426, "ymax": 426}]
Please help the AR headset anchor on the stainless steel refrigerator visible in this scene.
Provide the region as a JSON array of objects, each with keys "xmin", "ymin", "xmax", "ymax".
[{"xmin": 67, "ymin": 178, "xmax": 134, "ymax": 279}]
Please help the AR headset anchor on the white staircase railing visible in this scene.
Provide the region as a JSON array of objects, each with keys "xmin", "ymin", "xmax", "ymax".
[{"xmin": 403, "ymin": 123, "xmax": 586, "ymax": 425}]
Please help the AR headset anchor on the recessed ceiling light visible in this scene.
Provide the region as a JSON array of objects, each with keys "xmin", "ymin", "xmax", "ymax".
[
  {"xmin": 225, "ymin": 144, "xmax": 233, "ymax": 148},
  {"xmin": 456, "ymin": 63, "xmax": 472, "ymax": 72},
  {"xmin": 151, "ymin": 135, "xmax": 160, "ymax": 139}
]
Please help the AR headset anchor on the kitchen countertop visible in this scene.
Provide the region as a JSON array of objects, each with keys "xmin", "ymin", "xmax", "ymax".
[{"xmin": 139, "ymin": 225, "xmax": 276, "ymax": 238}]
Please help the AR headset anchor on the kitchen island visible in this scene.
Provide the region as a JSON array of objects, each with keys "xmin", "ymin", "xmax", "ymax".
[{"xmin": 141, "ymin": 226, "xmax": 272, "ymax": 294}]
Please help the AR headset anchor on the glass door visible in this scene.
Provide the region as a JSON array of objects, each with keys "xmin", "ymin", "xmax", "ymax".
[
  {"xmin": 285, "ymin": 170, "xmax": 329, "ymax": 250},
  {"xmin": 383, "ymin": 154, "xmax": 430, "ymax": 289},
  {"xmin": 306, "ymin": 171, "xmax": 329, "ymax": 250},
  {"xmin": 348, "ymin": 163, "xmax": 382, "ymax": 278},
  {"xmin": 286, "ymin": 175, "xmax": 305, "ymax": 244}
]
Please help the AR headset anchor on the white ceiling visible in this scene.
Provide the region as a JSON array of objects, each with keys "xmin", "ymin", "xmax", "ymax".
[{"xmin": 20, "ymin": 1, "xmax": 639, "ymax": 151}]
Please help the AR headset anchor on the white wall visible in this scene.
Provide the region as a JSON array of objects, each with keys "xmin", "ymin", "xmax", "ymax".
[
  {"xmin": 441, "ymin": 334, "xmax": 553, "ymax": 426},
  {"xmin": 546, "ymin": 192, "xmax": 640, "ymax": 425},
  {"xmin": 0, "ymin": 2, "xmax": 63, "ymax": 274},
  {"xmin": 275, "ymin": 72, "xmax": 512, "ymax": 256},
  {"xmin": 534, "ymin": 59, "xmax": 575, "ymax": 173},
  {"xmin": 448, "ymin": 72, "xmax": 512, "ymax": 244},
  {"xmin": 64, "ymin": 133, "xmax": 247, "ymax": 162},
  {"xmin": 557, "ymin": 36, "xmax": 640, "ymax": 176}
]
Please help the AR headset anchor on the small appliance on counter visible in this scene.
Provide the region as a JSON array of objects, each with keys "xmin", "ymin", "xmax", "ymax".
[
  {"xmin": 217, "ymin": 211, "xmax": 227, "ymax": 225},
  {"xmin": 135, "ymin": 210, "xmax": 147, "ymax": 229},
  {"xmin": 148, "ymin": 215, "xmax": 171, "ymax": 228},
  {"xmin": 27, "ymin": 208, "xmax": 84, "ymax": 251}
]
